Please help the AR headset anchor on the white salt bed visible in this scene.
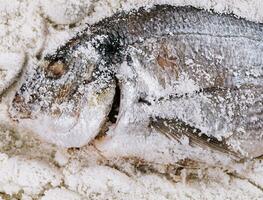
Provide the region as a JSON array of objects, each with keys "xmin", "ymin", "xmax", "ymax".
[
  {"xmin": 0, "ymin": 154, "xmax": 62, "ymax": 196},
  {"xmin": 41, "ymin": 0, "xmax": 92, "ymax": 25},
  {"xmin": 0, "ymin": 0, "xmax": 262, "ymax": 199},
  {"xmin": 41, "ymin": 188, "xmax": 82, "ymax": 200},
  {"xmin": 0, "ymin": 0, "xmax": 46, "ymax": 56}
]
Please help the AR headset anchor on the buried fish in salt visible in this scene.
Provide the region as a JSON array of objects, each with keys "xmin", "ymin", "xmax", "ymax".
[{"xmin": 9, "ymin": 5, "xmax": 263, "ymax": 158}]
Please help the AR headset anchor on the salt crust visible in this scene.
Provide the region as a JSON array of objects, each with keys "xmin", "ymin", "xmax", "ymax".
[{"xmin": 0, "ymin": 0, "xmax": 263, "ymax": 199}]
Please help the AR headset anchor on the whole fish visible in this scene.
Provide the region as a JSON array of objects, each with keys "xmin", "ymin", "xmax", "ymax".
[{"xmin": 9, "ymin": 5, "xmax": 263, "ymax": 158}]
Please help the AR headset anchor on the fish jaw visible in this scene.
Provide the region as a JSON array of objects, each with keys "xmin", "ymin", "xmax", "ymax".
[{"xmin": 9, "ymin": 84, "xmax": 116, "ymax": 147}]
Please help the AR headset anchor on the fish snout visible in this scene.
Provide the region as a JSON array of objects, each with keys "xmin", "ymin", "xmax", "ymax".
[{"xmin": 9, "ymin": 93, "xmax": 32, "ymax": 120}]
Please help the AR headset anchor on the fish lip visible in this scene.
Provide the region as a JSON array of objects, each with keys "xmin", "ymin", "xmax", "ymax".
[{"xmin": 9, "ymin": 100, "xmax": 33, "ymax": 121}]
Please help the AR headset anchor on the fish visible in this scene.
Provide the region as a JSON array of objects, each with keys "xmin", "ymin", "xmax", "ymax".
[{"xmin": 9, "ymin": 5, "xmax": 263, "ymax": 158}]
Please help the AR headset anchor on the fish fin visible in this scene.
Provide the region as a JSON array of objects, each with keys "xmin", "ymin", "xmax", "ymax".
[{"xmin": 150, "ymin": 117, "xmax": 241, "ymax": 159}]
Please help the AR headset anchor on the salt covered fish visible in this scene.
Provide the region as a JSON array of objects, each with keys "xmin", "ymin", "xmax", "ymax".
[{"xmin": 9, "ymin": 5, "xmax": 262, "ymax": 157}]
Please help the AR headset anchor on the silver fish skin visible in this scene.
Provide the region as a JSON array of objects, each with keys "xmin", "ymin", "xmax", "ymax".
[
  {"xmin": 128, "ymin": 32, "xmax": 262, "ymax": 158},
  {"xmin": 9, "ymin": 5, "xmax": 263, "ymax": 151}
]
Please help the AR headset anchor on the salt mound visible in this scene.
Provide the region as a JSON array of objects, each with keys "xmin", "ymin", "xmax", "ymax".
[
  {"xmin": 41, "ymin": 0, "xmax": 92, "ymax": 25},
  {"xmin": 0, "ymin": 52, "xmax": 25, "ymax": 95}
]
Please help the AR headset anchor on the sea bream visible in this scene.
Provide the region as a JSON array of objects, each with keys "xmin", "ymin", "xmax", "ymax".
[{"xmin": 9, "ymin": 5, "xmax": 263, "ymax": 158}]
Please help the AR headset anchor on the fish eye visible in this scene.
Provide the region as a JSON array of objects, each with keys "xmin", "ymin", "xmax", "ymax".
[{"xmin": 44, "ymin": 60, "xmax": 68, "ymax": 79}]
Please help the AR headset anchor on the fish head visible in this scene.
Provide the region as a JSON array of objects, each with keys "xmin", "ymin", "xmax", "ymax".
[{"xmin": 9, "ymin": 42, "xmax": 116, "ymax": 147}]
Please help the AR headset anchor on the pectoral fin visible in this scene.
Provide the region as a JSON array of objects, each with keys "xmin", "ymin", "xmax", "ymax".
[{"xmin": 150, "ymin": 117, "xmax": 241, "ymax": 160}]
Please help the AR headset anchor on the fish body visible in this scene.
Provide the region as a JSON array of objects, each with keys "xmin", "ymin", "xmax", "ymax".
[{"xmin": 9, "ymin": 5, "xmax": 263, "ymax": 157}]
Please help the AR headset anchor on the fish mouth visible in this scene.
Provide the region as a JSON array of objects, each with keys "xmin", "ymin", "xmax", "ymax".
[
  {"xmin": 9, "ymin": 105, "xmax": 104, "ymax": 147},
  {"xmin": 9, "ymin": 83, "xmax": 117, "ymax": 147},
  {"xmin": 9, "ymin": 93, "xmax": 33, "ymax": 120},
  {"xmin": 9, "ymin": 96, "xmax": 82, "ymax": 136}
]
